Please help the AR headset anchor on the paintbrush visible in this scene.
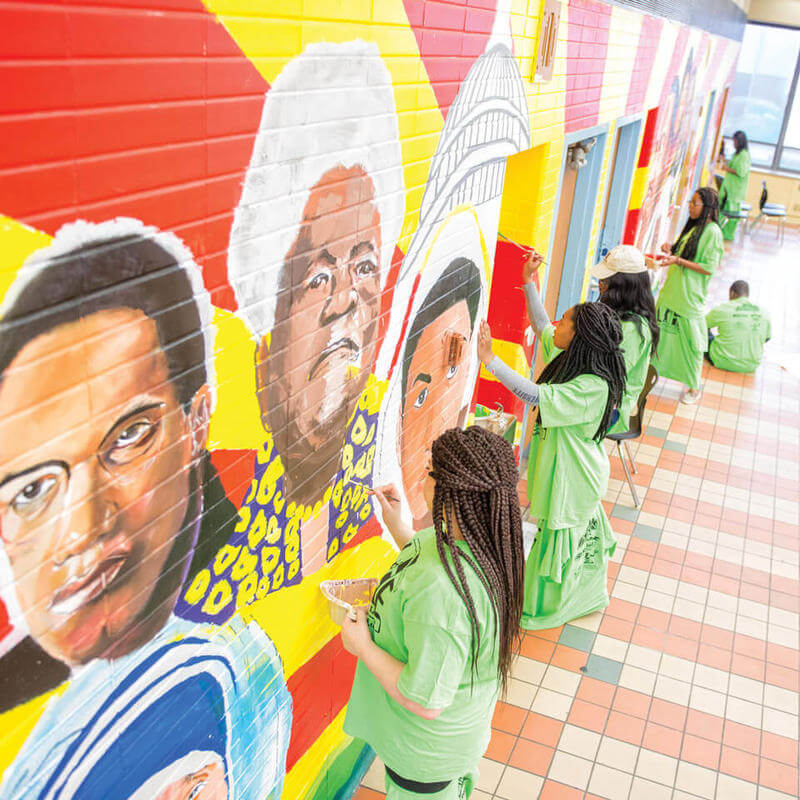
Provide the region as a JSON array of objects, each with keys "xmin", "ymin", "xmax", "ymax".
[
  {"xmin": 498, "ymin": 232, "xmax": 548, "ymax": 265},
  {"xmin": 345, "ymin": 477, "xmax": 402, "ymax": 504}
]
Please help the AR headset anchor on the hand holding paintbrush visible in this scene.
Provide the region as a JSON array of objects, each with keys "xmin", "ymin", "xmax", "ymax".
[
  {"xmin": 370, "ymin": 483, "xmax": 415, "ymax": 549},
  {"xmin": 522, "ymin": 250, "xmax": 545, "ymax": 284}
]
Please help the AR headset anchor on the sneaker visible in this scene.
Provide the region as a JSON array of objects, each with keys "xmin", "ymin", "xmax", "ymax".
[{"xmin": 681, "ymin": 388, "xmax": 702, "ymax": 404}]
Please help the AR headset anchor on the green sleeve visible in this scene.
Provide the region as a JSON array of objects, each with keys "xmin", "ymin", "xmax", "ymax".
[
  {"xmin": 539, "ymin": 323, "xmax": 562, "ymax": 365},
  {"xmin": 538, "ymin": 375, "xmax": 608, "ymax": 428},
  {"xmin": 705, "ymin": 305, "xmax": 723, "ymax": 330},
  {"xmin": 764, "ymin": 313, "xmax": 772, "ymax": 342},
  {"xmin": 696, "ymin": 224, "xmax": 723, "ymax": 277},
  {"xmin": 397, "ymin": 619, "xmax": 470, "ymax": 709}
]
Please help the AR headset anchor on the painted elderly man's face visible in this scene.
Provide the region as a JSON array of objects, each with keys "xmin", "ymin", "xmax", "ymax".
[
  {"xmin": 259, "ymin": 165, "xmax": 382, "ymax": 503},
  {"xmin": 400, "ymin": 301, "xmax": 472, "ymax": 525},
  {"xmin": 0, "ymin": 309, "xmax": 206, "ymax": 665}
]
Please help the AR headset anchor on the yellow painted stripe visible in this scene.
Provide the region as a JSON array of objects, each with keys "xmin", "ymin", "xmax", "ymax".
[
  {"xmin": 0, "ymin": 216, "xmax": 52, "ymax": 300},
  {"xmin": 0, "ymin": 685, "xmax": 67, "ymax": 779},
  {"xmin": 241, "ymin": 536, "xmax": 396, "ymax": 679},
  {"xmin": 479, "ymin": 339, "xmax": 529, "ymax": 383},
  {"xmin": 628, "ymin": 165, "xmax": 649, "ymax": 211},
  {"xmin": 284, "ymin": 707, "xmax": 348, "ymax": 800}
]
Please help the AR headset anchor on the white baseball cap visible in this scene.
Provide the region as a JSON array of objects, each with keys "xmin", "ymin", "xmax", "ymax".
[{"xmin": 591, "ymin": 244, "xmax": 647, "ymax": 279}]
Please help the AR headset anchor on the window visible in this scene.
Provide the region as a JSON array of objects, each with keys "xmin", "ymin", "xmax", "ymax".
[{"xmin": 723, "ymin": 22, "xmax": 800, "ymax": 172}]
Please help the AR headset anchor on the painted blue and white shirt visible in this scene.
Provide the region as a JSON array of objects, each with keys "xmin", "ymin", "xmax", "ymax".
[{"xmin": 0, "ymin": 616, "xmax": 291, "ymax": 800}]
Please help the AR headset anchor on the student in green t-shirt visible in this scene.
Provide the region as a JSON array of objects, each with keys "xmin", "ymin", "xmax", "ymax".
[
  {"xmin": 651, "ymin": 186, "xmax": 724, "ymax": 404},
  {"xmin": 341, "ymin": 426, "xmax": 524, "ymax": 799},
  {"xmin": 477, "ymin": 264, "xmax": 626, "ymax": 631},
  {"xmin": 706, "ymin": 279, "xmax": 771, "ymax": 373},
  {"xmin": 718, "ymin": 131, "xmax": 751, "ymax": 242},
  {"xmin": 591, "ymin": 245, "xmax": 659, "ymax": 434}
]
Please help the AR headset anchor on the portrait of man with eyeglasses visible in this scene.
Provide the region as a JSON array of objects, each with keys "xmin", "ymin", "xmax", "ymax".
[{"xmin": 0, "ymin": 218, "xmax": 222, "ymax": 670}]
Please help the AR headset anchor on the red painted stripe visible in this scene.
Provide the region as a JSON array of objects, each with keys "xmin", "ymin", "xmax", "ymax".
[
  {"xmin": 622, "ymin": 207, "xmax": 641, "ymax": 244},
  {"xmin": 285, "ymin": 633, "xmax": 357, "ymax": 770},
  {"xmin": 0, "ymin": 1, "xmax": 268, "ymax": 313},
  {"xmin": 475, "ymin": 377, "xmax": 526, "ymax": 420}
]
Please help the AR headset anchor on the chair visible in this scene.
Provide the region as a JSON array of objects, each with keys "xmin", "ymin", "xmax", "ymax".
[
  {"xmin": 607, "ymin": 365, "xmax": 659, "ymax": 509},
  {"xmin": 750, "ymin": 181, "xmax": 786, "ymax": 243},
  {"xmin": 720, "ymin": 205, "xmax": 750, "ymax": 243}
]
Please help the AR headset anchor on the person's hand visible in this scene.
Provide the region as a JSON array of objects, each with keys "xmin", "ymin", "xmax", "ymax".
[
  {"xmin": 644, "ymin": 256, "xmax": 658, "ymax": 270},
  {"xmin": 341, "ymin": 606, "xmax": 372, "ymax": 658},
  {"xmin": 659, "ymin": 254, "xmax": 678, "ymax": 266},
  {"xmin": 478, "ymin": 320, "xmax": 494, "ymax": 365},
  {"xmin": 660, "ymin": 242, "xmax": 672, "ymax": 255},
  {"xmin": 522, "ymin": 251, "xmax": 544, "ymax": 284},
  {"xmin": 372, "ymin": 484, "xmax": 403, "ymax": 531}
]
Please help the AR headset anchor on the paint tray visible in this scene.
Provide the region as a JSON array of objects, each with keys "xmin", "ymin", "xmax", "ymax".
[{"xmin": 320, "ymin": 578, "xmax": 378, "ymax": 626}]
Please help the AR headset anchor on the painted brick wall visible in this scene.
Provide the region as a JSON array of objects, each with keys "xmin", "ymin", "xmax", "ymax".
[{"xmin": 0, "ymin": 1, "xmax": 739, "ymax": 798}]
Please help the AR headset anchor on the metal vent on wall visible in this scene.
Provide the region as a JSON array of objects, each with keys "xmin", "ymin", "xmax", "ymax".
[{"xmin": 534, "ymin": 0, "xmax": 561, "ymax": 82}]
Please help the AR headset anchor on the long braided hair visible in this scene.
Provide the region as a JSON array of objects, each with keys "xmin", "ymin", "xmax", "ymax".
[
  {"xmin": 537, "ymin": 302, "xmax": 626, "ymax": 441},
  {"xmin": 672, "ymin": 186, "xmax": 719, "ymax": 262},
  {"xmin": 429, "ymin": 426, "xmax": 525, "ymax": 696}
]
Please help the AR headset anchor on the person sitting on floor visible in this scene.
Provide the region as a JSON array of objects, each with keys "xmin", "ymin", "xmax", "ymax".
[{"xmin": 705, "ymin": 279, "xmax": 771, "ymax": 373}]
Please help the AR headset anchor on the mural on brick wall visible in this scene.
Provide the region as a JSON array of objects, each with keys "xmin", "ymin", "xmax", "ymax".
[{"xmin": 0, "ymin": 0, "xmax": 739, "ymax": 798}]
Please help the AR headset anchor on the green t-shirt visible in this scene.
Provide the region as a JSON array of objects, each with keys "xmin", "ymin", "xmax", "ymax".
[
  {"xmin": 657, "ymin": 222, "xmax": 723, "ymax": 318},
  {"xmin": 344, "ymin": 528, "xmax": 499, "ymax": 782},
  {"xmin": 707, "ymin": 296, "xmax": 771, "ymax": 373},
  {"xmin": 609, "ymin": 316, "xmax": 651, "ymax": 434},
  {"xmin": 720, "ymin": 149, "xmax": 751, "ymax": 211},
  {"xmin": 527, "ymin": 326, "xmax": 610, "ymax": 529}
]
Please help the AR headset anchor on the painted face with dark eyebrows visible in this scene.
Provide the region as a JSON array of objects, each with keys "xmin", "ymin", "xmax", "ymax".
[
  {"xmin": 0, "ymin": 309, "xmax": 205, "ymax": 665},
  {"xmin": 400, "ymin": 301, "xmax": 472, "ymax": 525}
]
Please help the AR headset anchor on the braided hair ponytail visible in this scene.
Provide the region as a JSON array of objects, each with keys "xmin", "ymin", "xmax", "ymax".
[
  {"xmin": 537, "ymin": 301, "xmax": 626, "ymax": 441},
  {"xmin": 672, "ymin": 186, "xmax": 719, "ymax": 262},
  {"xmin": 429, "ymin": 426, "xmax": 525, "ymax": 696}
]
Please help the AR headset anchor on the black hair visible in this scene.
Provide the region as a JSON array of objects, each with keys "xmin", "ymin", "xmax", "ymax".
[
  {"xmin": 672, "ymin": 186, "xmax": 719, "ymax": 263},
  {"xmin": 599, "ymin": 272, "xmax": 659, "ymax": 355},
  {"xmin": 0, "ymin": 231, "xmax": 207, "ymax": 412},
  {"xmin": 537, "ymin": 302, "xmax": 626, "ymax": 441},
  {"xmin": 733, "ymin": 131, "xmax": 749, "ymax": 153},
  {"xmin": 400, "ymin": 257, "xmax": 482, "ymax": 410},
  {"xmin": 429, "ymin": 426, "xmax": 524, "ymax": 696},
  {"xmin": 730, "ymin": 279, "xmax": 749, "ymax": 298}
]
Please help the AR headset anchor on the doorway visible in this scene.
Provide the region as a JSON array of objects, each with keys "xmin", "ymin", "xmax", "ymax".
[
  {"xmin": 595, "ymin": 118, "xmax": 643, "ymax": 262},
  {"xmin": 586, "ymin": 117, "xmax": 643, "ymax": 301},
  {"xmin": 544, "ymin": 127, "xmax": 608, "ymax": 320}
]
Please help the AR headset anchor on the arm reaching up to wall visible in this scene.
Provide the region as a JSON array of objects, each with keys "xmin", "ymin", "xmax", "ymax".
[
  {"xmin": 522, "ymin": 252, "xmax": 551, "ymax": 336},
  {"xmin": 478, "ymin": 320, "xmax": 540, "ymax": 406}
]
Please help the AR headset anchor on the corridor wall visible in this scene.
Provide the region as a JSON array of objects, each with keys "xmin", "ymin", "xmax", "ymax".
[{"xmin": 0, "ymin": 1, "xmax": 741, "ymax": 798}]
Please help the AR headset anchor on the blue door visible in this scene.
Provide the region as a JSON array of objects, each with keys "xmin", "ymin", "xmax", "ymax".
[
  {"xmin": 585, "ymin": 119, "xmax": 642, "ymax": 302},
  {"xmin": 595, "ymin": 119, "xmax": 643, "ymax": 263},
  {"xmin": 555, "ymin": 131, "xmax": 607, "ymax": 318}
]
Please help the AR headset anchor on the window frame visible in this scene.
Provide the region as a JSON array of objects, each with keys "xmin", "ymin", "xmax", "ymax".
[{"xmin": 726, "ymin": 20, "xmax": 800, "ymax": 174}]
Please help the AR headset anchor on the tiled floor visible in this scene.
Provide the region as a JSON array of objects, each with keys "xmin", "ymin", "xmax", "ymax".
[{"xmin": 355, "ymin": 226, "xmax": 799, "ymax": 800}]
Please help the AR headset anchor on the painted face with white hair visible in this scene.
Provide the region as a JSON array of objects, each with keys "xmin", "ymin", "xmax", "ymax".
[{"xmin": 257, "ymin": 165, "xmax": 382, "ymax": 505}]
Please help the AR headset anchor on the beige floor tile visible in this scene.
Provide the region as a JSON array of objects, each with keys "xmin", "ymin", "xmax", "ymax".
[
  {"xmin": 547, "ymin": 751, "xmax": 593, "ymax": 791},
  {"xmin": 475, "ymin": 756, "xmax": 505, "ymax": 794},
  {"xmin": 494, "ymin": 766, "xmax": 544, "ymax": 799}
]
